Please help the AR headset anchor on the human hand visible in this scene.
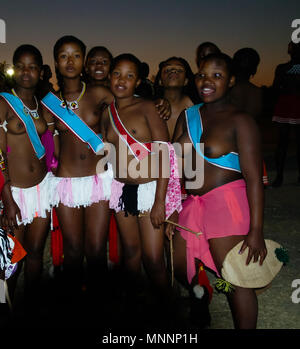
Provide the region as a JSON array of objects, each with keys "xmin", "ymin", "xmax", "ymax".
[
  {"xmin": 239, "ymin": 232, "xmax": 267, "ymax": 266},
  {"xmin": 150, "ymin": 200, "xmax": 165, "ymax": 229},
  {"xmin": 155, "ymin": 98, "xmax": 171, "ymax": 120},
  {"xmin": 165, "ymin": 211, "xmax": 179, "ymax": 240},
  {"xmin": 1, "ymin": 185, "xmax": 21, "ymax": 231}
]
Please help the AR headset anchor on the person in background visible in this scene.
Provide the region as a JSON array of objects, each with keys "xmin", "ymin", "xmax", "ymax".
[
  {"xmin": 85, "ymin": 46, "xmax": 113, "ymax": 88},
  {"xmin": 135, "ymin": 62, "xmax": 154, "ymax": 99},
  {"xmin": 230, "ymin": 48, "xmax": 269, "ymax": 186},
  {"xmin": 271, "ymin": 41, "xmax": 300, "ymax": 187},
  {"xmin": 154, "ymin": 56, "xmax": 195, "ymax": 138}
]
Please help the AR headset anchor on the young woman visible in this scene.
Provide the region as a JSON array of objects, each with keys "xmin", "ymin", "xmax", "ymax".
[
  {"xmin": 156, "ymin": 56, "xmax": 212, "ymax": 327},
  {"xmin": 171, "ymin": 53, "xmax": 267, "ymax": 329},
  {"xmin": 0, "ymin": 45, "xmax": 52, "ymax": 312},
  {"xmin": 41, "ymin": 36, "xmax": 114, "ymax": 313},
  {"xmin": 154, "ymin": 57, "xmax": 195, "ymax": 138},
  {"xmin": 85, "ymin": 46, "xmax": 113, "ymax": 88},
  {"xmin": 101, "ymin": 54, "xmax": 182, "ymax": 325}
]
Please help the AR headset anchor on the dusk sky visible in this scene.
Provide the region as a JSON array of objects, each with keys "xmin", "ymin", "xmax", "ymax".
[{"xmin": 1, "ymin": 0, "xmax": 299, "ymax": 87}]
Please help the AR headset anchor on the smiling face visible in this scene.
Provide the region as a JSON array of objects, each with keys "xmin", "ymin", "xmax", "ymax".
[
  {"xmin": 195, "ymin": 58, "xmax": 235, "ymax": 103},
  {"xmin": 55, "ymin": 42, "xmax": 84, "ymax": 78},
  {"xmin": 14, "ymin": 52, "xmax": 43, "ymax": 89},
  {"xmin": 110, "ymin": 59, "xmax": 141, "ymax": 98},
  {"xmin": 86, "ymin": 49, "xmax": 111, "ymax": 82},
  {"xmin": 160, "ymin": 59, "xmax": 188, "ymax": 88}
]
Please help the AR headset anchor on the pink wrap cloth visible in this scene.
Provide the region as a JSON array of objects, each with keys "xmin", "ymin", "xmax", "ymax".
[{"xmin": 178, "ymin": 179, "xmax": 250, "ymax": 281}]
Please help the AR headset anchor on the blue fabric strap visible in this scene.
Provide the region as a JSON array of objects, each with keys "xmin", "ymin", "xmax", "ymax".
[
  {"xmin": 42, "ymin": 92, "xmax": 104, "ymax": 154},
  {"xmin": 0, "ymin": 92, "xmax": 45, "ymax": 159},
  {"xmin": 185, "ymin": 104, "xmax": 241, "ymax": 172}
]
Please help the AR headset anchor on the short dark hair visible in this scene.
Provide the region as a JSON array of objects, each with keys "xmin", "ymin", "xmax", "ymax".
[
  {"xmin": 53, "ymin": 35, "xmax": 86, "ymax": 61},
  {"xmin": 13, "ymin": 44, "xmax": 43, "ymax": 67},
  {"xmin": 196, "ymin": 42, "xmax": 221, "ymax": 67},
  {"xmin": 200, "ymin": 52, "xmax": 234, "ymax": 77},
  {"xmin": 233, "ymin": 48, "xmax": 260, "ymax": 78},
  {"xmin": 110, "ymin": 53, "xmax": 142, "ymax": 78},
  {"xmin": 86, "ymin": 46, "xmax": 113, "ymax": 63},
  {"xmin": 154, "ymin": 56, "xmax": 198, "ymax": 103}
]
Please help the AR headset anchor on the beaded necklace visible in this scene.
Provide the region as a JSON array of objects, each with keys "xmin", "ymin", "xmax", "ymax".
[
  {"xmin": 60, "ymin": 81, "xmax": 86, "ymax": 110},
  {"xmin": 11, "ymin": 88, "xmax": 39, "ymax": 119}
]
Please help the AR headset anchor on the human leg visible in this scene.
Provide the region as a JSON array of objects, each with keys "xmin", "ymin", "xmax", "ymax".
[
  {"xmin": 139, "ymin": 215, "xmax": 170, "ymax": 295},
  {"xmin": 173, "ymin": 229, "xmax": 211, "ymax": 328},
  {"xmin": 273, "ymin": 123, "xmax": 290, "ymax": 187},
  {"xmin": 209, "ymin": 235, "xmax": 258, "ymax": 329},
  {"xmin": 84, "ymin": 200, "xmax": 110, "ymax": 295},
  {"xmin": 55, "ymin": 204, "xmax": 84, "ymax": 297},
  {"xmin": 22, "ymin": 215, "xmax": 50, "ymax": 301},
  {"xmin": 115, "ymin": 211, "xmax": 142, "ymax": 284}
]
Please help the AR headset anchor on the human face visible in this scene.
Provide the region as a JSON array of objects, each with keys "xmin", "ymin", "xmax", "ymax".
[
  {"xmin": 86, "ymin": 50, "xmax": 111, "ymax": 82},
  {"xmin": 14, "ymin": 52, "xmax": 42, "ymax": 89},
  {"xmin": 55, "ymin": 42, "xmax": 84, "ymax": 78},
  {"xmin": 110, "ymin": 60, "xmax": 140, "ymax": 98},
  {"xmin": 195, "ymin": 59, "xmax": 235, "ymax": 103},
  {"xmin": 160, "ymin": 59, "xmax": 187, "ymax": 88}
]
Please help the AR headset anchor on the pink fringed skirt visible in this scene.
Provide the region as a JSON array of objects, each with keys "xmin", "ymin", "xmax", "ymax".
[
  {"xmin": 50, "ymin": 164, "xmax": 113, "ymax": 208},
  {"xmin": 11, "ymin": 172, "xmax": 54, "ymax": 226}
]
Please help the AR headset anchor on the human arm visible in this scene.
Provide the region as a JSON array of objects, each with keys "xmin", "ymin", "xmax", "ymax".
[
  {"xmin": 145, "ymin": 101, "xmax": 170, "ymax": 228},
  {"xmin": 154, "ymin": 98, "xmax": 171, "ymax": 120},
  {"xmin": 92, "ymin": 85, "xmax": 114, "ymax": 107},
  {"xmin": 234, "ymin": 113, "xmax": 267, "ymax": 265},
  {"xmin": 42, "ymin": 106, "xmax": 59, "ymax": 172},
  {"xmin": 0, "ymin": 99, "xmax": 21, "ymax": 229}
]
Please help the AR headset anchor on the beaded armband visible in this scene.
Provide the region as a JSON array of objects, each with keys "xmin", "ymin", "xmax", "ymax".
[{"xmin": 0, "ymin": 149, "xmax": 6, "ymax": 172}]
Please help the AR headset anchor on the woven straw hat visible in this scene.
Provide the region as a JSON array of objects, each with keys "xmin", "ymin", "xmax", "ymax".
[{"xmin": 221, "ymin": 239, "xmax": 285, "ymax": 288}]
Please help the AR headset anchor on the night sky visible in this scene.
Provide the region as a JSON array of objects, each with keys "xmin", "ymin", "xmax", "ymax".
[{"xmin": 1, "ymin": 0, "xmax": 299, "ymax": 86}]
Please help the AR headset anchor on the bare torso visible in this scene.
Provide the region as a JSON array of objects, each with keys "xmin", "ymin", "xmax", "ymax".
[
  {"xmin": 167, "ymin": 95, "xmax": 193, "ymax": 138},
  {"xmin": 0, "ymin": 98, "xmax": 47, "ymax": 188},
  {"xmin": 103, "ymin": 98, "xmax": 169, "ymax": 184},
  {"xmin": 49, "ymin": 85, "xmax": 112, "ymax": 177},
  {"xmin": 176, "ymin": 104, "xmax": 243, "ymax": 196}
]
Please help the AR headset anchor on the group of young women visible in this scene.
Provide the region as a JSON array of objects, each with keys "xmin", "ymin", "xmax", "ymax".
[{"xmin": 0, "ymin": 37, "xmax": 267, "ymax": 329}]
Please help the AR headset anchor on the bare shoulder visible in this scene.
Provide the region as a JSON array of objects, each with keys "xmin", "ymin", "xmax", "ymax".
[
  {"xmin": 231, "ymin": 108, "xmax": 259, "ymax": 132},
  {"xmin": 41, "ymin": 103, "xmax": 54, "ymax": 122},
  {"xmin": 88, "ymin": 85, "xmax": 113, "ymax": 105},
  {"xmin": 0, "ymin": 98, "xmax": 9, "ymax": 120},
  {"xmin": 183, "ymin": 95, "xmax": 194, "ymax": 108},
  {"xmin": 137, "ymin": 97, "xmax": 157, "ymax": 117}
]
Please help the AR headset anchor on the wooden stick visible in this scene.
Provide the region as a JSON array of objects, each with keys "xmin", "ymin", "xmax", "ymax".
[
  {"xmin": 138, "ymin": 213, "xmax": 202, "ymax": 236},
  {"xmin": 165, "ymin": 219, "xmax": 202, "ymax": 237},
  {"xmin": 170, "ymin": 235, "xmax": 174, "ymax": 287}
]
